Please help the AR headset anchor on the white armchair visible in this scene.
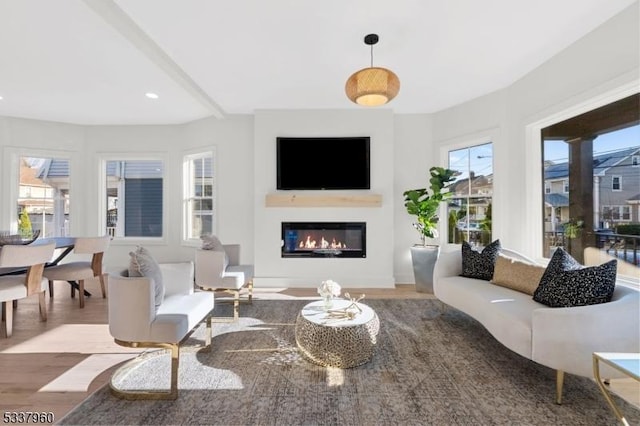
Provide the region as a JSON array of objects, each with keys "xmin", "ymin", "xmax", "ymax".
[
  {"xmin": 108, "ymin": 261, "xmax": 214, "ymax": 399},
  {"xmin": 195, "ymin": 245, "xmax": 254, "ymax": 320}
]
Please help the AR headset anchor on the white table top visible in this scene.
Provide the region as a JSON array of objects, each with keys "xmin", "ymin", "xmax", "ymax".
[
  {"xmin": 594, "ymin": 352, "xmax": 640, "ymax": 380},
  {"xmin": 300, "ymin": 299, "xmax": 375, "ymax": 327}
]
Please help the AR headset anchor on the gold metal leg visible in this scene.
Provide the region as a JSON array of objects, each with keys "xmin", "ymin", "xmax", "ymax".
[
  {"xmin": 556, "ymin": 370, "xmax": 564, "ymax": 405},
  {"xmin": 593, "ymin": 356, "xmax": 629, "ymax": 425},
  {"xmin": 109, "ymin": 341, "xmax": 180, "ymax": 400},
  {"xmin": 248, "ymin": 280, "xmax": 253, "ymax": 304},
  {"xmin": 233, "ymin": 290, "xmax": 240, "ymax": 320}
]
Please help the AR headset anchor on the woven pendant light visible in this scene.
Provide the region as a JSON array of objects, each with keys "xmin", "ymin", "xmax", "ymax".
[{"xmin": 345, "ymin": 34, "xmax": 400, "ymax": 106}]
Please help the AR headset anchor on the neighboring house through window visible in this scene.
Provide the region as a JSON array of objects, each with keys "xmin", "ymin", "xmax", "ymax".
[
  {"xmin": 104, "ymin": 159, "xmax": 164, "ymax": 238},
  {"xmin": 447, "ymin": 142, "xmax": 493, "ymax": 246},
  {"xmin": 18, "ymin": 156, "xmax": 70, "ymax": 238}
]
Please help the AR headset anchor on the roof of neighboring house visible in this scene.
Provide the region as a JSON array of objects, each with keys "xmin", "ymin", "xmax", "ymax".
[
  {"xmin": 627, "ymin": 193, "xmax": 640, "ymax": 202},
  {"xmin": 544, "ymin": 193, "xmax": 569, "ymax": 207},
  {"xmin": 544, "ymin": 146, "xmax": 640, "ymax": 180},
  {"xmin": 36, "ymin": 159, "xmax": 167, "ymax": 179}
]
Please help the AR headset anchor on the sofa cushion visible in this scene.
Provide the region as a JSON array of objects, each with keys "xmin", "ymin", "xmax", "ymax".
[
  {"xmin": 491, "ymin": 254, "xmax": 546, "ymax": 296},
  {"xmin": 460, "ymin": 239, "xmax": 501, "ymax": 281},
  {"xmin": 200, "ymin": 234, "xmax": 229, "ymax": 270},
  {"xmin": 533, "ymin": 248, "xmax": 617, "ymax": 307},
  {"xmin": 128, "ymin": 246, "xmax": 164, "ymax": 309}
]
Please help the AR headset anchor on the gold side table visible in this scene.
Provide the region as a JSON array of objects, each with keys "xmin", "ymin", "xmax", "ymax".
[
  {"xmin": 593, "ymin": 352, "xmax": 640, "ymax": 426},
  {"xmin": 295, "ymin": 300, "xmax": 380, "ymax": 368}
]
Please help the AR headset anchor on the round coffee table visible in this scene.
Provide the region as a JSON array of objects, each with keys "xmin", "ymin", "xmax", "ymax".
[{"xmin": 295, "ymin": 299, "xmax": 380, "ymax": 368}]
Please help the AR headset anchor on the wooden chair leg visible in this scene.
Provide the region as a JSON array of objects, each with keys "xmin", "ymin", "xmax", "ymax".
[
  {"xmin": 1, "ymin": 300, "xmax": 5, "ymax": 322},
  {"xmin": 99, "ymin": 273, "xmax": 107, "ymax": 298},
  {"xmin": 49, "ymin": 280, "xmax": 54, "ymax": 298},
  {"xmin": 38, "ymin": 292, "xmax": 47, "ymax": 321},
  {"xmin": 233, "ymin": 290, "xmax": 240, "ymax": 321},
  {"xmin": 79, "ymin": 280, "xmax": 85, "ymax": 308},
  {"xmin": 70, "ymin": 282, "xmax": 75, "ymax": 298},
  {"xmin": 3, "ymin": 301, "xmax": 13, "ymax": 338},
  {"xmin": 247, "ymin": 280, "xmax": 253, "ymax": 304}
]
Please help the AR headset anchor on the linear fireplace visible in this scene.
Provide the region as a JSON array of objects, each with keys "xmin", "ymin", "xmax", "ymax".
[{"xmin": 281, "ymin": 222, "xmax": 366, "ymax": 258}]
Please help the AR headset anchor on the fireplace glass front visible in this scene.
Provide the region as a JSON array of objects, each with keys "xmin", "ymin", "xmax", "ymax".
[{"xmin": 281, "ymin": 222, "xmax": 366, "ymax": 258}]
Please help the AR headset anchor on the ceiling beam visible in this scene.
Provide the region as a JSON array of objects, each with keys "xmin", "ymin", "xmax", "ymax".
[
  {"xmin": 542, "ymin": 93, "xmax": 639, "ymax": 139},
  {"xmin": 82, "ymin": 0, "xmax": 225, "ymax": 119}
]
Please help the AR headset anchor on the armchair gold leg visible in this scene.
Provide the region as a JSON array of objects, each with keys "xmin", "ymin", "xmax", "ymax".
[
  {"xmin": 247, "ymin": 280, "xmax": 253, "ymax": 304},
  {"xmin": 110, "ymin": 341, "xmax": 180, "ymax": 400},
  {"xmin": 556, "ymin": 370, "xmax": 564, "ymax": 405}
]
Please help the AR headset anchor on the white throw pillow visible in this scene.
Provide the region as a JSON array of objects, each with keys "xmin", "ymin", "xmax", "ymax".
[{"xmin": 128, "ymin": 245, "xmax": 164, "ymax": 309}]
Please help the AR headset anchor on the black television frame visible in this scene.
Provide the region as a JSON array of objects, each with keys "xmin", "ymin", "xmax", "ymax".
[{"xmin": 276, "ymin": 136, "xmax": 371, "ymax": 190}]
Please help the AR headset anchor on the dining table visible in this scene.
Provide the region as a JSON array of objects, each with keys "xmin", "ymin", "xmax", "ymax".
[{"xmin": 0, "ymin": 237, "xmax": 92, "ymax": 297}]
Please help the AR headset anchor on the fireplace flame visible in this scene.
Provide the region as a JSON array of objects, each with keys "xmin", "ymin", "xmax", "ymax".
[{"xmin": 299, "ymin": 235, "xmax": 347, "ymax": 249}]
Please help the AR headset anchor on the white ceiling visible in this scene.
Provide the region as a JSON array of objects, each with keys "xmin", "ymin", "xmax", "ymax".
[{"xmin": 0, "ymin": 0, "xmax": 636, "ymax": 125}]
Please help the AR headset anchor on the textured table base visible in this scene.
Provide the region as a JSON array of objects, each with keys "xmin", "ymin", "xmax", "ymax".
[{"xmin": 295, "ymin": 309, "xmax": 380, "ymax": 368}]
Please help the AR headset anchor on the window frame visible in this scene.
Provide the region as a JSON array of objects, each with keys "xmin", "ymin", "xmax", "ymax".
[
  {"xmin": 440, "ymin": 130, "xmax": 497, "ymax": 246},
  {"xmin": 97, "ymin": 153, "xmax": 168, "ymax": 245},
  {"xmin": 632, "ymin": 155, "xmax": 639, "ymax": 167},
  {"xmin": 2, "ymin": 147, "xmax": 77, "ymax": 236},
  {"xmin": 612, "ymin": 175, "xmax": 622, "ymax": 191},
  {"xmin": 182, "ymin": 148, "xmax": 216, "ymax": 246}
]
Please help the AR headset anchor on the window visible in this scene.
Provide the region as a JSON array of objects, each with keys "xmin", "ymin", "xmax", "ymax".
[
  {"xmin": 447, "ymin": 142, "xmax": 493, "ymax": 246},
  {"xmin": 612, "ymin": 176, "xmax": 621, "ymax": 191},
  {"xmin": 183, "ymin": 152, "xmax": 214, "ymax": 241},
  {"xmin": 541, "ymin": 94, "xmax": 639, "ymax": 270},
  {"xmin": 18, "ymin": 156, "xmax": 70, "ymax": 238},
  {"xmin": 544, "ymin": 183, "xmax": 551, "ymax": 194},
  {"xmin": 632, "ymin": 155, "xmax": 639, "ymax": 167},
  {"xmin": 104, "ymin": 160, "xmax": 164, "ymax": 238},
  {"xmin": 603, "ymin": 206, "xmax": 631, "ymax": 221},
  {"xmin": 563, "ymin": 180, "xmax": 569, "ymax": 193}
]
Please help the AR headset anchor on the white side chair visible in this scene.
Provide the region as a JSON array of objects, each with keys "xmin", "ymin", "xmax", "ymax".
[
  {"xmin": 108, "ymin": 261, "xmax": 213, "ymax": 399},
  {"xmin": 44, "ymin": 235, "xmax": 110, "ymax": 308},
  {"xmin": 195, "ymin": 245, "xmax": 254, "ymax": 320},
  {"xmin": 0, "ymin": 242, "xmax": 56, "ymax": 338}
]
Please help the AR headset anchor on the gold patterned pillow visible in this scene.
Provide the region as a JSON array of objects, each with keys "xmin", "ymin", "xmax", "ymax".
[{"xmin": 491, "ymin": 255, "xmax": 546, "ymax": 296}]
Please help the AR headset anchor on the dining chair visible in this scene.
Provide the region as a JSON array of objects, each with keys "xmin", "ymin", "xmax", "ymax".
[
  {"xmin": 44, "ymin": 235, "xmax": 110, "ymax": 308},
  {"xmin": 0, "ymin": 242, "xmax": 56, "ymax": 338}
]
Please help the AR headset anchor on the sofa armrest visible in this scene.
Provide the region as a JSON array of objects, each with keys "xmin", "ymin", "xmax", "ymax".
[
  {"xmin": 433, "ymin": 244, "xmax": 462, "ymax": 289},
  {"xmin": 160, "ymin": 262, "xmax": 194, "ymax": 296},
  {"xmin": 108, "ymin": 271, "xmax": 156, "ymax": 342},
  {"xmin": 532, "ymin": 284, "xmax": 640, "ymax": 378}
]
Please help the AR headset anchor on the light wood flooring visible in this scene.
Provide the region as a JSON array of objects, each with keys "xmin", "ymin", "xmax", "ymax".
[{"xmin": 0, "ymin": 280, "xmax": 637, "ymax": 424}]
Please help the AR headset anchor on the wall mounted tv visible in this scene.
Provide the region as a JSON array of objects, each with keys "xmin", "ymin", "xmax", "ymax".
[{"xmin": 276, "ymin": 136, "xmax": 371, "ymax": 190}]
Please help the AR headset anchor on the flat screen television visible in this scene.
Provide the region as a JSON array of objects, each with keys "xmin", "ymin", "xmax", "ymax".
[{"xmin": 276, "ymin": 136, "xmax": 370, "ymax": 190}]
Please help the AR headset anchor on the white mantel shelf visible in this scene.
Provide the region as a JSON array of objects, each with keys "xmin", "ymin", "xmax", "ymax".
[{"xmin": 265, "ymin": 193, "xmax": 382, "ymax": 207}]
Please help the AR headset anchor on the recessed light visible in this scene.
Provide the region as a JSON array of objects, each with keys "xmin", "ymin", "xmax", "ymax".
[{"xmin": 145, "ymin": 92, "xmax": 159, "ymax": 99}]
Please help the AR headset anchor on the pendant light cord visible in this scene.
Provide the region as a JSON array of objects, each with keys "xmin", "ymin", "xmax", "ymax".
[{"xmin": 370, "ymin": 44, "xmax": 374, "ymax": 68}]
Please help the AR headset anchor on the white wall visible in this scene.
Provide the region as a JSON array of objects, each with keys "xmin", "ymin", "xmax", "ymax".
[
  {"xmin": 0, "ymin": 3, "xmax": 637, "ymax": 285},
  {"xmin": 253, "ymin": 109, "xmax": 396, "ymax": 288}
]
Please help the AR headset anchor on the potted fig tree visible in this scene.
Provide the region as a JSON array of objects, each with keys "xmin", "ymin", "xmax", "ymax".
[{"xmin": 403, "ymin": 166, "xmax": 456, "ymax": 293}]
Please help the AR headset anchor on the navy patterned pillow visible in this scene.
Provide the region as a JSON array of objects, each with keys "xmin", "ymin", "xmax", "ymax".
[
  {"xmin": 533, "ymin": 247, "xmax": 617, "ymax": 307},
  {"xmin": 460, "ymin": 240, "xmax": 501, "ymax": 281}
]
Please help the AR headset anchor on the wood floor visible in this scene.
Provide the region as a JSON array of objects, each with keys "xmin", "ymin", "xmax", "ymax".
[{"xmin": 0, "ymin": 280, "xmax": 637, "ymax": 424}]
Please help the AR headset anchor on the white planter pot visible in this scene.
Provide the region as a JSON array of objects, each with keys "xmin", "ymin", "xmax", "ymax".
[{"xmin": 410, "ymin": 245, "xmax": 440, "ymax": 293}]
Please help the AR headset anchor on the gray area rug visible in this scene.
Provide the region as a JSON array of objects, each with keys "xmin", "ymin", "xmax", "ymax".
[{"xmin": 59, "ymin": 299, "xmax": 639, "ymax": 425}]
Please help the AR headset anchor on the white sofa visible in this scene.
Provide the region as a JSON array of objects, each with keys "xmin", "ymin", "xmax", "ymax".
[
  {"xmin": 433, "ymin": 244, "xmax": 640, "ymax": 404},
  {"xmin": 108, "ymin": 261, "xmax": 214, "ymax": 399}
]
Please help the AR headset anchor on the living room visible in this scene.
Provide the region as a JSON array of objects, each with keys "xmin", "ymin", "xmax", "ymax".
[{"xmin": 0, "ymin": 1, "xmax": 638, "ymax": 424}]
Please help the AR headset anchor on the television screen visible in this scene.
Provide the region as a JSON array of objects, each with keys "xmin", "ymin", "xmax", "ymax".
[{"xmin": 276, "ymin": 137, "xmax": 370, "ymax": 190}]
